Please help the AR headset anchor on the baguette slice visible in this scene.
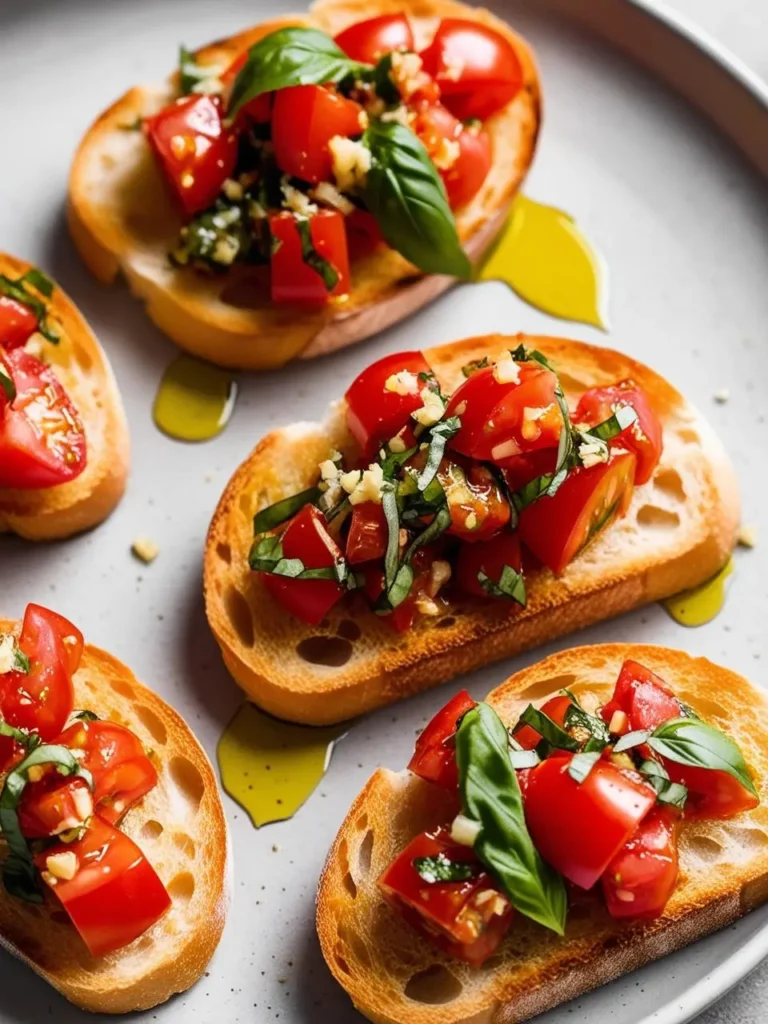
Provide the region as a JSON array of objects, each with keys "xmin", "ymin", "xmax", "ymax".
[
  {"xmin": 67, "ymin": 0, "xmax": 541, "ymax": 371},
  {"xmin": 317, "ymin": 643, "xmax": 768, "ymax": 1024},
  {"xmin": 0, "ymin": 619, "xmax": 231, "ymax": 1014},
  {"xmin": 204, "ymin": 333, "xmax": 739, "ymax": 725},
  {"xmin": 0, "ymin": 254, "xmax": 129, "ymax": 542}
]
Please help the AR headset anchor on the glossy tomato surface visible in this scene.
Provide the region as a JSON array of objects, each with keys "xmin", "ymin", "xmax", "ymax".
[
  {"xmin": 439, "ymin": 459, "xmax": 510, "ymax": 541},
  {"xmin": 0, "ymin": 349, "xmax": 87, "ymax": 490},
  {"xmin": 574, "ymin": 382, "xmax": 662, "ymax": 485},
  {"xmin": 35, "ymin": 815, "xmax": 171, "ymax": 958},
  {"xmin": 601, "ymin": 659, "xmax": 682, "ymax": 732},
  {"xmin": 144, "ymin": 94, "xmax": 237, "ymax": 216},
  {"xmin": 272, "ymin": 85, "xmax": 363, "ymax": 183},
  {"xmin": 602, "ymin": 807, "xmax": 680, "ymax": 919},
  {"xmin": 18, "ymin": 775, "xmax": 92, "ymax": 839},
  {"xmin": 262, "ymin": 505, "xmax": 346, "ymax": 626},
  {"xmin": 420, "ymin": 19, "xmax": 523, "ymax": 121},
  {"xmin": 345, "ymin": 350, "xmax": 432, "ymax": 456},
  {"xmin": 0, "ymin": 295, "xmax": 38, "ymax": 350},
  {"xmin": 518, "ymin": 450, "xmax": 636, "ymax": 576},
  {"xmin": 522, "ymin": 755, "xmax": 656, "ymax": 889},
  {"xmin": 411, "ymin": 103, "xmax": 492, "ymax": 209},
  {"xmin": 335, "ymin": 14, "xmax": 414, "ymax": 64},
  {"xmin": 456, "ymin": 531, "xmax": 522, "ymax": 598},
  {"xmin": 664, "ymin": 761, "xmax": 759, "ymax": 821},
  {"xmin": 269, "ymin": 210, "xmax": 350, "ymax": 304},
  {"xmin": 512, "ymin": 694, "xmax": 573, "ymax": 751},
  {"xmin": 346, "ymin": 501, "xmax": 387, "ymax": 565},
  {"xmin": 408, "ymin": 690, "xmax": 476, "ymax": 789},
  {"xmin": 379, "ymin": 826, "xmax": 514, "ymax": 965}
]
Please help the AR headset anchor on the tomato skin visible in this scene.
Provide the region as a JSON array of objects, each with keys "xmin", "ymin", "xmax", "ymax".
[
  {"xmin": 412, "ymin": 104, "xmax": 492, "ymax": 209},
  {"xmin": 446, "ymin": 362, "xmax": 562, "ymax": 465},
  {"xmin": 221, "ymin": 51, "xmax": 272, "ymax": 123},
  {"xmin": 513, "ymin": 695, "xmax": 572, "ymax": 751},
  {"xmin": 456, "ymin": 532, "xmax": 522, "ymax": 599},
  {"xmin": 601, "ymin": 660, "xmax": 682, "ymax": 732},
  {"xmin": 345, "ymin": 350, "xmax": 433, "ymax": 457},
  {"xmin": 35, "ymin": 815, "xmax": 171, "ymax": 958},
  {"xmin": 262, "ymin": 505, "xmax": 346, "ymax": 626},
  {"xmin": 518, "ymin": 451, "xmax": 637, "ymax": 576},
  {"xmin": 523, "ymin": 755, "xmax": 656, "ymax": 890},
  {"xmin": 0, "ymin": 296, "xmax": 38, "ymax": 350},
  {"xmin": 574, "ymin": 382, "xmax": 662, "ymax": 485},
  {"xmin": 379, "ymin": 826, "xmax": 514, "ymax": 965},
  {"xmin": 18, "ymin": 775, "xmax": 92, "ymax": 839},
  {"xmin": 272, "ymin": 85, "xmax": 364, "ymax": 184},
  {"xmin": 144, "ymin": 94, "xmax": 237, "ymax": 216},
  {"xmin": 665, "ymin": 762, "xmax": 759, "ymax": 821},
  {"xmin": 420, "ymin": 19, "xmax": 523, "ymax": 121},
  {"xmin": 437, "ymin": 459, "xmax": 510, "ymax": 542},
  {"xmin": 335, "ymin": 14, "xmax": 414, "ymax": 64},
  {"xmin": 408, "ymin": 691, "xmax": 476, "ymax": 789},
  {"xmin": 269, "ymin": 210, "xmax": 350, "ymax": 304},
  {"xmin": 346, "ymin": 501, "xmax": 387, "ymax": 565},
  {"xmin": 602, "ymin": 807, "xmax": 680, "ymax": 919},
  {"xmin": 0, "ymin": 349, "xmax": 87, "ymax": 490},
  {"xmin": 345, "ymin": 207, "xmax": 384, "ymax": 258}
]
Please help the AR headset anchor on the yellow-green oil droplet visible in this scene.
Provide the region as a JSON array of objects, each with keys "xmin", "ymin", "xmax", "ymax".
[
  {"xmin": 476, "ymin": 195, "xmax": 608, "ymax": 330},
  {"xmin": 217, "ymin": 703, "xmax": 347, "ymax": 828},
  {"xmin": 663, "ymin": 558, "xmax": 734, "ymax": 627},
  {"xmin": 153, "ymin": 354, "xmax": 237, "ymax": 442}
]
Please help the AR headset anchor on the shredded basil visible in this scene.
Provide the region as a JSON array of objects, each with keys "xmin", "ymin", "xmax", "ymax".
[
  {"xmin": 513, "ymin": 705, "xmax": 579, "ymax": 751},
  {"xmin": 638, "ymin": 759, "xmax": 688, "ymax": 809},
  {"xmin": 413, "ymin": 853, "xmax": 478, "ymax": 884},
  {"xmin": 178, "ymin": 44, "xmax": 223, "ymax": 95},
  {"xmin": 11, "ymin": 648, "xmax": 30, "ymax": 675},
  {"xmin": 249, "ymin": 534, "xmax": 354, "ymax": 588},
  {"xmin": 294, "ymin": 217, "xmax": 339, "ymax": 292},
  {"xmin": 381, "ymin": 480, "xmax": 402, "ymax": 597},
  {"xmin": 416, "ymin": 416, "xmax": 461, "ymax": 493},
  {"xmin": 567, "ymin": 750, "xmax": 602, "ymax": 784},
  {"xmin": 0, "ymin": 366, "xmax": 15, "ymax": 403},
  {"xmin": 586, "ymin": 404, "xmax": 637, "ymax": 442},
  {"xmin": 0, "ymin": 271, "xmax": 58, "ymax": 344},
  {"xmin": 21, "ymin": 269, "xmax": 54, "ymax": 299},
  {"xmin": 613, "ymin": 729, "xmax": 650, "ymax": 753},
  {"xmin": 172, "ymin": 196, "xmax": 268, "ymax": 271},
  {"xmin": 461, "ymin": 356, "xmax": 490, "ymax": 378},
  {"xmin": 509, "ymin": 748, "xmax": 540, "ymax": 770},
  {"xmin": 563, "ymin": 703, "xmax": 611, "ymax": 753},
  {"xmin": 648, "ymin": 718, "xmax": 757, "ymax": 797},
  {"xmin": 253, "ymin": 487, "xmax": 321, "ymax": 534},
  {"xmin": 477, "ymin": 565, "xmax": 526, "ymax": 606}
]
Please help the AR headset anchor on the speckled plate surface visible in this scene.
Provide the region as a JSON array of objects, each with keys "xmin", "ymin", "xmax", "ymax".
[{"xmin": 1, "ymin": 0, "xmax": 767, "ymax": 1022}]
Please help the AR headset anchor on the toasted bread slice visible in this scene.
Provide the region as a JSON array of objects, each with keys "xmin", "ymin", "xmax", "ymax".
[
  {"xmin": 0, "ymin": 254, "xmax": 129, "ymax": 542},
  {"xmin": 0, "ymin": 619, "xmax": 231, "ymax": 1014},
  {"xmin": 317, "ymin": 643, "xmax": 768, "ymax": 1024},
  {"xmin": 67, "ymin": 0, "xmax": 541, "ymax": 371},
  {"xmin": 204, "ymin": 333, "xmax": 740, "ymax": 726}
]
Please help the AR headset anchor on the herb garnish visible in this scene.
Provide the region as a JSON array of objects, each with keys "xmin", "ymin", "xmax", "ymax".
[
  {"xmin": 415, "ymin": 416, "xmax": 460, "ymax": 493},
  {"xmin": 648, "ymin": 718, "xmax": 757, "ymax": 798},
  {"xmin": 413, "ymin": 853, "xmax": 478, "ymax": 884},
  {"xmin": 477, "ymin": 565, "xmax": 526, "ymax": 606},
  {"xmin": 253, "ymin": 487, "xmax": 322, "ymax": 534},
  {"xmin": 178, "ymin": 44, "xmax": 223, "ymax": 96},
  {"xmin": 567, "ymin": 750, "xmax": 602, "ymax": 784},
  {"xmin": 0, "ymin": 366, "xmax": 15, "ymax": 403},
  {"xmin": 0, "ymin": 270, "xmax": 58, "ymax": 344},
  {"xmin": 294, "ymin": 217, "xmax": 339, "ymax": 291},
  {"xmin": 638, "ymin": 759, "xmax": 688, "ymax": 809},
  {"xmin": 248, "ymin": 534, "xmax": 356, "ymax": 589},
  {"xmin": 513, "ymin": 705, "xmax": 579, "ymax": 752}
]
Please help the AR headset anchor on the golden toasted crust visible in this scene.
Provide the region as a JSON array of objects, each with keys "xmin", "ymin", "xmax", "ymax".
[
  {"xmin": 0, "ymin": 254, "xmax": 129, "ymax": 541},
  {"xmin": 67, "ymin": 0, "xmax": 541, "ymax": 370},
  {"xmin": 317, "ymin": 644, "xmax": 768, "ymax": 1024},
  {"xmin": 203, "ymin": 333, "xmax": 740, "ymax": 724},
  {"xmin": 0, "ymin": 619, "xmax": 231, "ymax": 1014}
]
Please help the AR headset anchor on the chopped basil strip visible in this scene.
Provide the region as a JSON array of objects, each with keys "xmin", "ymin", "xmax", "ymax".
[
  {"xmin": 11, "ymin": 648, "xmax": 30, "ymax": 675},
  {"xmin": 567, "ymin": 750, "xmax": 602, "ymax": 784},
  {"xmin": 613, "ymin": 729, "xmax": 650, "ymax": 753},
  {"xmin": 586, "ymin": 404, "xmax": 637, "ymax": 442},
  {"xmin": 564, "ymin": 703, "xmax": 610, "ymax": 753},
  {"xmin": 509, "ymin": 748, "xmax": 540, "ymax": 770},
  {"xmin": 413, "ymin": 853, "xmax": 477, "ymax": 884},
  {"xmin": 639, "ymin": 759, "xmax": 688, "ymax": 809},
  {"xmin": 648, "ymin": 718, "xmax": 757, "ymax": 797},
  {"xmin": 0, "ymin": 719, "xmax": 39, "ymax": 750},
  {"xmin": 69, "ymin": 709, "xmax": 100, "ymax": 725},
  {"xmin": 456, "ymin": 703, "xmax": 567, "ymax": 934},
  {"xmin": 381, "ymin": 480, "xmax": 402, "ymax": 596},
  {"xmin": 381, "ymin": 445, "xmax": 418, "ymax": 480},
  {"xmin": 21, "ymin": 269, "xmax": 54, "ymax": 299},
  {"xmin": 512, "ymin": 471, "xmax": 556, "ymax": 514},
  {"xmin": 368, "ymin": 52, "xmax": 400, "ymax": 105},
  {"xmin": 514, "ymin": 705, "xmax": 579, "ymax": 752},
  {"xmin": 172, "ymin": 196, "xmax": 268, "ymax": 270},
  {"xmin": 477, "ymin": 565, "xmax": 526, "ymax": 607},
  {"xmin": 249, "ymin": 534, "xmax": 355, "ymax": 588},
  {"xmin": 294, "ymin": 216, "xmax": 339, "ymax": 291},
  {"xmin": 252, "ymin": 486, "xmax": 321, "ymax": 534},
  {"xmin": 178, "ymin": 44, "xmax": 223, "ymax": 95},
  {"xmin": 416, "ymin": 416, "xmax": 461, "ymax": 493},
  {"xmin": 0, "ymin": 367, "xmax": 15, "ymax": 403},
  {"xmin": 461, "ymin": 356, "xmax": 490, "ymax": 378},
  {"xmin": 0, "ymin": 272, "xmax": 58, "ymax": 344}
]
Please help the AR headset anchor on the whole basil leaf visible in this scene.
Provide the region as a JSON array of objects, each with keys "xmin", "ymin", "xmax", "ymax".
[
  {"xmin": 229, "ymin": 27, "xmax": 368, "ymax": 116},
  {"xmin": 649, "ymin": 717, "xmax": 757, "ymax": 797},
  {"xmin": 361, "ymin": 121, "xmax": 470, "ymax": 278},
  {"xmin": 456, "ymin": 703, "xmax": 567, "ymax": 934}
]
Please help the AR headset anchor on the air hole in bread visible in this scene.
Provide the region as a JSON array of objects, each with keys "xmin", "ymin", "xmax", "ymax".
[
  {"xmin": 225, "ymin": 585, "xmax": 255, "ymax": 648},
  {"xmin": 404, "ymin": 965, "xmax": 464, "ymax": 1004},
  {"xmin": 296, "ymin": 636, "xmax": 353, "ymax": 667},
  {"xmin": 339, "ymin": 839, "xmax": 357, "ymax": 898},
  {"xmin": 729, "ymin": 828, "xmax": 768, "ymax": 853},
  {"xmin": 216, "ymin": 542, "xmax": 232, "ymax": 565},
  {"xmin": 342, "ymin": 871, "xmax": 357, "ymax": 899},
  {"xmin": 219, "ymin": 274, "xmax": 269, "ymax": 309},
  {"xmin": 358, "ymin": 830, "xmax": 374, "ymax": 879},
  {"xmin": 518, "ymin": 674, "xmax": 577, "ymax": 701},
  {"xmin": 111, "ymin": 678, "xmax": 135, "ymax": 700},
  {"xmin": 636, "ymin": 505, "xmax": 680, "ymax": 530},
  {"xmin": 168, "ymin": 871, "xmax": 196, "ymax": 904},
  {"xmin": 135, "ymin": 705, "xmax": 168, "ymax": 745},
  {"xmin": 337, "ymin": 619, "xmax": 362, "ymax": 642},
  {"xmin": 677, "ymin": 428, "xmax": 700, "ymax": 445},
  {"xmin": 436, "ymin": 616, "xmax": 456, "ymax": 629},
  {"xmin": 339, "ymin": 925, "xmax": 372, "ymax": 969},
  {"xmin": 239, "ymin": 493, "xmax": 253, "ymax": 518},
  {"xmin": 172, "ymin": 832, "xmax": 196, "ymax": 859},
  {"xmin": 141, "ymin": 819, "xmax": 164, "ymax": 841},
  {"xmin": 75, "ymin": 347, "xmax": 94, "ymax": 372},
  {"xmin": 169, "ymin": 756, "xmax": 205, "ymax": 812},
  {"xmin": 683, "ymin": 834, "xmax": 723, "ymax": 862},
  {"xmin": 653, "ymin": 468, "xmax": 686, "ymax": 503},
  {"xmin": 356, "ymin": 814, "xmax": 368, "ymax": 831},
  {"xmin": 335, "ymin": 953, "xmax": 352, "ymax": 976}
]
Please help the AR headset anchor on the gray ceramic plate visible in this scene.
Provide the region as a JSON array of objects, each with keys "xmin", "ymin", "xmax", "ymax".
[{"xmin": 1, "ymin": 0, "xmax": 767, "ymax": 1021}]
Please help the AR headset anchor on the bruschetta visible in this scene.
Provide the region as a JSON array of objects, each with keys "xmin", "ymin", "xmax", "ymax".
[
  {"xmin": 204, "ymin": 333, "xmax": 739, "ymax": 725},
  {"xmin": 68, "ymin": 0, "xmax": 541, "ymax": 370},
  {"xmin": 0, "ymin": 603, "xmax": 230, "ymax": 1013},
  {"xmin": 317, "ymin": 644, "xmax": 768, "ymax": 1023},
  {"xmin": 0, "ymin": 254, "xmax": 129, "ymax": 542}
]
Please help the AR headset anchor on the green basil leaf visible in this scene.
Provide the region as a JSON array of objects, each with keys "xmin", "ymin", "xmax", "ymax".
[
  {"xmin": 638, "ymin": 758, "xmax": 688, "ymax": 809},
  {"xmin": 11, "ymin": 648, "xmax": 30, "ymax": 675},
  {"xmin": 514, "ymin": 705, "xmax": 579, "ymax": 751},
  {"xmin": 381, "ymin": 480, "xmax": 402, "ymax": 594},
  {"xmin": 380, "ymin": 445, "xmax": 418, "ymax": 480},
  {"xmin": 0, "ymin": 272, "xmax": 58, "ymax": 345},
  {"xmin": 461, "ymin": 356, "xmax": 489, "ymax": 378},
  {"xmin": 613, "ymin": 729, "xmax": 650, "ymax": 753},
  {"xmin": 229, "ymin": 27, "xmax": 368, "ymax": 117},
  {"xmin": 0, "ymin": 719, "xmax": 38, "ymax": 749},
  {"xmin": 0, "ymin": 366, "xmax": 15, "ymax": 403},
  {"xmin": 253, "ymin": 486, "xmax": 321, "ymax": 534},
  {"xmin": 68, "ymin": 709, "xmax": 100, "ymax": 725},
  {"xmin": 477, "ymin": 565, "xmax": 527, "ymax": 607},
  {"xmin": 417, "ymin": 416, "xmax": 461, "ymax": 493},
  {"xmin": 648, "ymin": 718, "xmax": 757, "ymax": 797},
  {"xmin": 567, "ymin": 750, "xmax": 602, "ymax": 784},
  {"xmin": 361, "ymin": 121, "xmax": 470, "ymax": 278},
  {"xmin": 564, "ymin": 703, "xmax": 610, "ymax": 753},
  {"xmin": 384, "ymin": 563, "xmax": 414, "ymax": 610},
  {"xmin": 294, "ymin": 216, "xmax": 340, "ymax": 291},
  {"xmin": 413, "ymin": 853, "xmax": 478, "ymax": 884},
  {"xmin": 512, "ymin": 471, "xmax": 556, "ymax": 514},
  {"xmin": 586, "ymin": 405, "xmax": 637, "ymax": 442},
  {"xmin": 456, "ymin": 703, "xmax": 567, "ymax": 934},
  {"xmin": 21, "ymin": 268, "xmax": 54, "ymax": 299}
]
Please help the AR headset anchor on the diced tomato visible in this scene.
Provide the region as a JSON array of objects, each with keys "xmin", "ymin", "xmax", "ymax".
[
  {"xmin": 221, "ymin": 50, "xmax": 272, "ymax": 123},
  {"xmin": 346, "ymin": 501, "xmax": 387, "ymax": 565},
  {"xmin": 601, "ymin": 660, "xmax": 682, "ymax": 732},
  {"xmin": 420, "ymin": 19, "xmax": 523, "ymax": 121},
  {"xmin": 388, "ymin": 546, "xmax": 445, "ymax": 633},
  {"xmin": 379, "ymin": 826, "xmax": 513, "ymax": 965},
  {"xmin": 501, "ymin": 448, "xmax": 558, "ymax": 494},
  {"xmin": 335, "ymin": 14, "xmax": 414, "ymax": 64},
  {"xmin": 433, "ymin": 458, "xmax": 510, "ymax": 541},
  {"xmin": 518, "ymin": 451, "xmax": 636, "ymax": 576},
  {"xmin": 18, "ymin": 775, "xmax": 92, "ymax": 839},
  {"xmin": 144, "ymin": 94, "xmax": 237, "ymax": 216},
  {"xmin": 271, "ymin": 85, "xmax": 364, "ymax": 184},
  {"xmin": 269, "ymin": 210, "xmax": 350, "ymax": 304},
  {"xmin": 35, "ymin": 815, "xmax": 171, "ymax": 958},
  {"xmin": 512, "ymin": 694, "xmax": 573, "ymax": 751},
  {"xmin": 446, "ymin": 361, "xmax": 562, "ymax": 465},
  {"xmin": 345, "ymin": 350, "xmax": 433, "ymax": 457},
  {"xmin": 0, "ymin": 349, "xmax": 87, "ymax": 490},
  {"xmin": 602, "ymin": 807, "xmax": 680, "ymax": 919},
  {"xmin": 262, "ymin": 505, "xmax": 346, "ymax": 626},
  {"xmin": 574, "ymin": 382, "xmax": 662, "ymax": 485},
  {"xmin": 0, "ymin": 296, "xmax": 38, "ymax": 350},
  {"xmin": 664, "ymin": 762, "xmax": 759, "ymax": 821},
  {"xmin": 522, "ymin": 755, "xmax": 656, "ymax": 890},
  {"xmin": 456, "ymin": 531, "xmax": 522, "ymax": 598},
  {"xmin": 345, "ymin": 207, "xmax": 384, "ymax": 258},
  {"xmin": 408, "ymin": 691, "xmax": 476, "ymax": 789},
  {"xmin": 412, "ymin": 103, "xmax": 492, "ymax": 209}
]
